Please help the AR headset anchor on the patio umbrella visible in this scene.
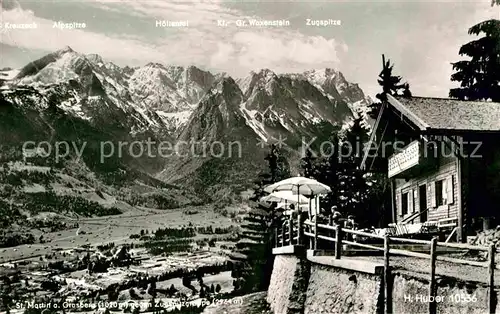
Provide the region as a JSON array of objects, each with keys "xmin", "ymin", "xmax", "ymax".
[
  {"xmin": 261, "ymin": 190, "xmax": 309, "ymax": 204},
  {"xmin": 264, "ymin": 176, "xmax": 331, "ymax": 196},
  {"xmin": 264, "ymin": 176, "xmax": 331, "ymax": 219}
]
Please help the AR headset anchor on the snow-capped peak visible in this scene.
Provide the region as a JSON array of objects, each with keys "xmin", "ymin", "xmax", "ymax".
[
  {"xmin": 209, "ymin": 76, "xmax": 241, "ymax": 97},
  {"xmin": 85, "ymin": 53, "xmax": 104, "ymax": 66},
  {"xmin": 0, "ymin": 68, "xmax": 20, "ymax": 81},
  {"xmin": 237, "ymin": 68, "xmax": 280, "ymax": 97},
  {"xmin": 302, "ymin": 68, "xmax": 342, "ymax": 85},
  {"xmin": 144, "ymin": 62, "xmax": 166, "ymax": 69},
  {"xmin": 258, "ymin": 68, "xmax": 276, "ymax": 79},
  {"xmin": 16, "ymin": 49, "xmax": 90, "ymax": 85},
  {"xmin": 58, "ymin": 46, "xmax": 74, "ymax": 54}
]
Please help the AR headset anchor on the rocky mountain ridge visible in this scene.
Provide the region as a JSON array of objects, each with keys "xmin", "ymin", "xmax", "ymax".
[
  {"xmin": 1, "ymin": 47, "xmax": 371, "ymax": 136},
  {"xmin": 0, "ymin": 46, "xmax": 372, "ymax": 200}
]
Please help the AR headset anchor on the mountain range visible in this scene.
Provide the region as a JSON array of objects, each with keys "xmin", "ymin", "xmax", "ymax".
[{"xmin": 0, "ymin": 46, "xmax": 372, "ymax": 204}]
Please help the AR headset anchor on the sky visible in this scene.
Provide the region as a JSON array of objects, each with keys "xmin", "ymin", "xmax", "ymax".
[{"xmin": 0, "ymin": 0, "xmax": 499, "ymax": 99}]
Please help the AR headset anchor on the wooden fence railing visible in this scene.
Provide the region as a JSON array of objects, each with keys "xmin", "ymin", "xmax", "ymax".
[{"xmin": 274, "ymin": 216, "xmax": 496, "ymax": 314}]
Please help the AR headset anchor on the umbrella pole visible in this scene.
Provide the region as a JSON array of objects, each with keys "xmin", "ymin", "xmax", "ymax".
[
  {"xmin": 309, "ymin": 197, "xmax": 312, "ymax": 219},
  {"xmin": 297, "ymin": 184, "xmax": 301, "ymax": 245},
  {"xmin": 315, "ymin": 195, "xmax": 318, "ymax": 216},
  {"xmin": 297, "ymin": 188, "xmax": 300, "ymax": 212}
]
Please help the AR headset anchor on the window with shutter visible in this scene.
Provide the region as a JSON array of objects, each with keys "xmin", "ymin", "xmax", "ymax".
[
  {"xmin": 447, "ymin": 175, "xmax": 454, "ymax": 204},
  {"xmin": 433, "ymin": 179, "xmax": 446, "ymax": 206}
]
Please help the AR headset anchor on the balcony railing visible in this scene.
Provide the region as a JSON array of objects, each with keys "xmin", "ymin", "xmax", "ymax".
[
  {"xmin": 388, "ymin": 140, "xmax": 425, "ymax": 178},
  {"xmin": 273, "ymin": 216, "xmax": 497, "ymax": 314}
]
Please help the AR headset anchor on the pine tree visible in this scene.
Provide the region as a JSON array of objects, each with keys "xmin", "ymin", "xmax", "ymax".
[
  {"xmin": 364, "ymin": 53, "xmax": 406, "ymax": 226},
  {"xmin": 308, "ymin": 119, "xmax": 373, "ymax": 225},
  {"xmin": 365, "ymin": 172, "xmax": 392, "ymax": 228},
  {"xmin": 230, "ymin": 144, "xmax": 289, "ymax": 294},
  {"xmin": 402, "ymin": 83, "xmax": 412, "ymax": 97},
  {"xmin": 376, "ymin": 54, "xmax": 405, "ymax": 102},
  {"xmin": 1, "ymin": 283, "xmax": 12, "ymax": 314},
  {"xmin": 368, "ymin": 54, "xmax": 412, "ymax": 118},
  {"xmin": 265, "ymin": 143, "xmax": 291, "ymax": 183},
  {"xmin": 449, "ymin": 19, "xmax": 500, "ymax": 102},
  {"xmin": 311, "ymin": 133, "xmax": 341, "ymax": 211},
  {"xmin": 300, "ymin": 148, "xmax": 316, "ymax": 178},
  {"xmin": 147, "ymin": 281, "xmax": 157, "ymax": 297},
  {"xmin": 169, "ymin": 284, "xmax": 176, "ymax": 295},
  {"xmin": 342, "ymin": 116, "xmax": 369, "ymax": 166},
  {"xmin": 336, "ymin": 118, "xmax": 371, "ymax": 220}
]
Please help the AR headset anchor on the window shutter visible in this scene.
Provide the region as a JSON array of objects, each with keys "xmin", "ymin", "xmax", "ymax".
[
  {"xmin": 408, "ymin": 191, "xmax": 414, "ymax": 214},
  {"xmin": 430, "ymin": 182, "xmax": 436, "ymax": 208},
  {"xmin": 397, "ymin": 192, "xmax": 402, "ymax": 217},
  {"xmin": 414, "ymin": 189, "xmax": 420, "ymax": 213},
  {"xmin": 442, "ymin": 179, "xmax": 447, "ymax": 204},
  {"xmin": 447, "ymin": 175, "xmax": 454, "ymax": 204},
  {"xmin": 412, "ymin": 189, "xmax": 417, "ymax": 213}
]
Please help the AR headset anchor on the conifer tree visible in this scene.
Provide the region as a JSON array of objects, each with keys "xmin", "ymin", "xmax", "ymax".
[
  {"xmin": 265, "ymin": 143, "xmax": 290, "ymax": 183},
  {"xmin": 306, "ymin": 118, "xmax": 374, "ymax": 225},
  {"xmin": 375, "ymin": 54, "xmax": 405, "ymax": 102},
  {"xmin": 230, "ymin": 144, "xmax": 289, "ymax": 294},
  {"xmin": 449, "ymin": 19, "xmax": 500, "ymax": 101},
  {"xmin": 313, "ymin": 133, "xmax": 341, "ymax": 211},
  {"xmin": 402, "ymin": 83, "xmax": 412, "ymax": 97},
  {"xmin": 169, "ymin": 284, "xmax": 176, "ymax": 294},
  {"xmin": 335, "ymin": 118, "xmax": 371, "ymax": 220},
  {"xmin": 342, "ymin": 116, "xmax": 369, "ymax": 165},
  {"xmin": 300, "ymin": 148, "xmax": 317, "ymax": 178},
  {"xmin": 368, "ymin": 54, "xmax": 412, "ymax": 118},
  {"xmin": 363, "ymin": 54, "xmax": 412, "ymax": 226},
  {"xmin": 147, "ymin": 281, "xmax": 157, "ymax": 297}
]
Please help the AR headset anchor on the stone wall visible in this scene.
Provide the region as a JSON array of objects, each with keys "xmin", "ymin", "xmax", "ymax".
[
  {"xmin": 392, "ymin": 271, "xmax": 500, "ymax": 314},
  {"xmin": 304, "ymin": 264, "xmax": 382, "ymax": 314},
  {"xmin": 268, "ymin": 248, "xmax": 500, "ymax": 314},
  {"xmin": 267, "ymin": 254, "xmax": 309, "ymax": 314}
]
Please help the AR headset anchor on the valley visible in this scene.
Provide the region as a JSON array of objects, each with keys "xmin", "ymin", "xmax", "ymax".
[
  {"xmin": 0, "ymin": 204, "xmax": 243, "ymax": 313},
  {"xmin": 0, "ymin": 45, "xmax": 371, "ymax": 313},
  {"xmin": 0, "ymin": 204, "xmax": 240, "ymax": 263}
]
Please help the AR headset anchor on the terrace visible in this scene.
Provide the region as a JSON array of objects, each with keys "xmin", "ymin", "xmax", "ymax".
[{"xmin": 273, "ymin": 214, "xmax": 499, "ymax": 313}]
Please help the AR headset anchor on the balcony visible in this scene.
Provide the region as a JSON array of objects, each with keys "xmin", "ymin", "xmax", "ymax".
[{"xmin": 388, "ymin": 140, "xmax": 435, "ymax": 178}]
